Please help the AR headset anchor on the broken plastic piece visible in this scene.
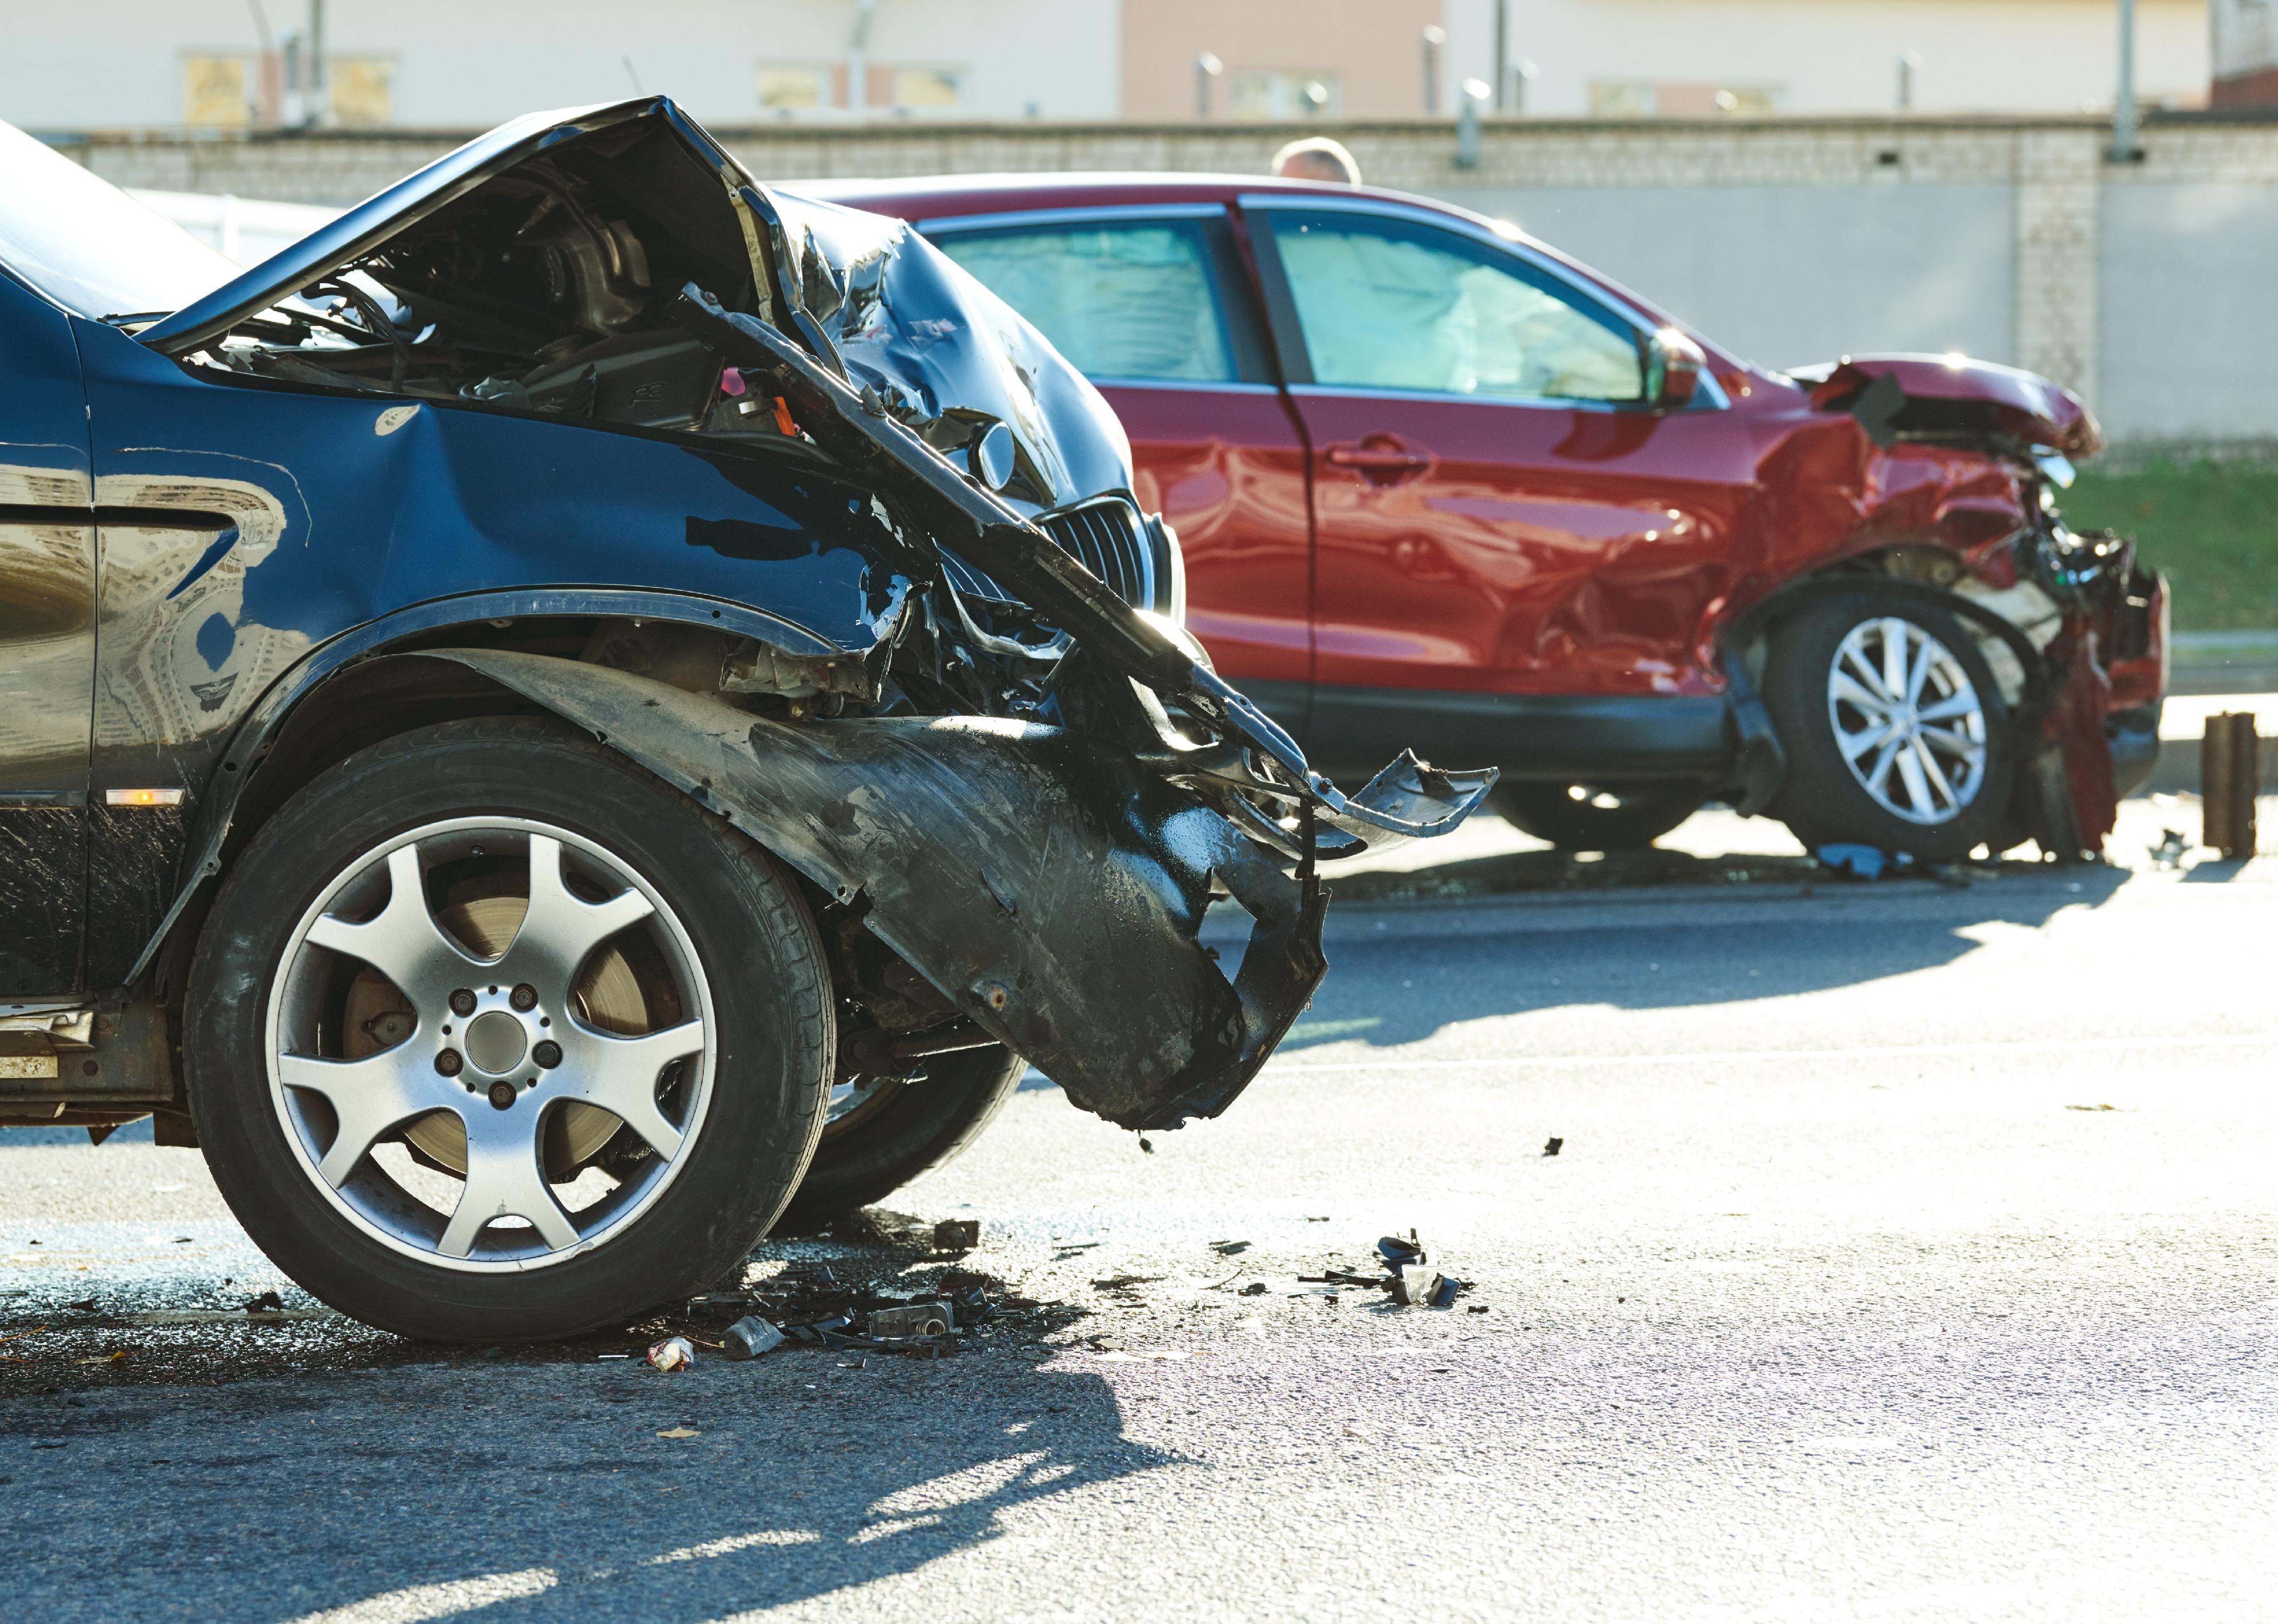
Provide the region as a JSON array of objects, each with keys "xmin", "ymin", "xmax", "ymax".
[
  {"xmin": 1378, "ymin": 1233, "xmax": 1425, "ymax": 1267},
  {"xmin": 1815, "ymin": 843, "xmax": 1916, "ymax": 880},
  {"xmin": 721, "ymin": 1316, "xmax": 785, "ymax": 1361},
  {"xmin": 932, "ymin": 1219, "xmax": 981, "ymax": 1252},
  {"xmin": 1388, "ymin": 1263, "xmax": 1445, "ymax": 1307},
  {"xmin": 646, "ymin": 1335, "xmax": 695, "ymax": 1372},
  {"xmin": 1428, "ymin": 1275, "xmax": 1462, "ymax": 1309}
]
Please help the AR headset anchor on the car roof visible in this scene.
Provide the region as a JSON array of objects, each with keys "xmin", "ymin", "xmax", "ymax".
[{"xmin": 793, "ymin": 172, "xmax": 1433, "ymax": 223}]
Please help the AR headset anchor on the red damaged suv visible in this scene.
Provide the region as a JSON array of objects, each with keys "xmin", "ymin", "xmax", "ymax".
[{"xmin": 817, "ymin": 174, "xmax": 2166, "ymax": 859}]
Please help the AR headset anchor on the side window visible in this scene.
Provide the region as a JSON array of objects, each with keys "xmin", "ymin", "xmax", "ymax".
[
  {"xmin": 933, "ymin": 219, "xmax": 1241, "ymax": 385},
  {"xmin": 1264, "ymin": 211, "xmax": 1644, "ymax": 403}
]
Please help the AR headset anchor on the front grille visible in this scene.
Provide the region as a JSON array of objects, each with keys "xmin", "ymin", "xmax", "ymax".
[
  {"xmin": 939, "ymin": 495, "xmax": 1163, "ymax": 614},
  {"xmin": 1039, "ymin": 497, "xmax": 1156, "ymax": 611}
]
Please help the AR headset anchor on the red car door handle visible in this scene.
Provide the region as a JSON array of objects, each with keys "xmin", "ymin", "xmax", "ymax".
[
  {"xmin": 1326, "ymin": 443, "xmax": 1431, "ymax": 472},
  {"xmin": 1325, "ymin": 441, "xmax": 1433, "ymax": 485}
]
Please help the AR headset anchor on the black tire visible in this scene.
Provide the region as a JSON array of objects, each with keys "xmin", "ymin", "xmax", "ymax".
[
  {"xmin": 776, "ymin": 1046, "xmax": 1025, "ymax": 1230},
  {"xmin": 1490, "ymin": 781, "xmax": 1704, "ymax": 850},
  {"xmin": 185, "ymin": 717, "xmax": 834, "ymax": 1342},
  {"xmin": 1762, "ymin": 593, "xmax": 2015, "ymax": 862}
]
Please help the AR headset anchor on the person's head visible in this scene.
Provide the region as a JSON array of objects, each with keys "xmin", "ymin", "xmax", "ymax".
[{"xmin": 1270, "ymin": 136, "xmax": 1361, "ymax": 186}]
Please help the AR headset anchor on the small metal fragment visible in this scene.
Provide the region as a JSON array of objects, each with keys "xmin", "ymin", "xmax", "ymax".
[
  {"xmin": 721, "ymin": 1316, "xmax": 785, "ymax": 1360},
  {"xmin": 870, "ymin": 1301, "xmax": 953, "ymax": 1338}
]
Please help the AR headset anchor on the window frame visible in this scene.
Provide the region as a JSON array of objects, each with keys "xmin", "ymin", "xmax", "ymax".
[
  {"xmin": 1241, "ymin": 194, "xmax": 1727, "ymax": 413},
  {"xmin": 917, "ymin": 204, "xmax": 1279, "ymax": 390}
]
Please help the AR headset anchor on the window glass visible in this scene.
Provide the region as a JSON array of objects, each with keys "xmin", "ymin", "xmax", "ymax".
[
  {"xmin": 1270, "ymin": 213, "xmax": 1643, "ymax": 403},
  {"xmin": 936, "ymin": 221, "xmax": 1237, "ymax": 383}
]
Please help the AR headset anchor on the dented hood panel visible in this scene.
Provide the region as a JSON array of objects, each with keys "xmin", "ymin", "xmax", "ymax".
[
  {"xmin": 136, "ymin": 96, "xmax": 1132, "ymax": 514},
  {"xmin": 1794, "ymin": 353, "xmax": 2104, "ymax": 458},
  {"xmin": 428, "ymin": 648, "xmax": 1326, "ymax": 1132}
]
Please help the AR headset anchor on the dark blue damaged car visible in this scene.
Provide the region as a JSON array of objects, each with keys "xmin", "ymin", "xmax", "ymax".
[{"xmin": 0, "ymin": 99, "xmax": 1489, "ymax": 1340}]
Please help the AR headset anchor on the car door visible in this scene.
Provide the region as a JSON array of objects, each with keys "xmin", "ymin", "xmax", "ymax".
[
  {"xmin": 1245, "ymin": 197, "xmax": 1757, "ymax": 774},
  {"xmin": 0, "ymin": 269, "xmax": 95, "ymax": 993},
  {"xmin": 923, "ymin": 206, "xmax": 1315, "ymax": 736}
]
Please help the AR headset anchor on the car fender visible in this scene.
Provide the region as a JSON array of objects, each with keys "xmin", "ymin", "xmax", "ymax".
[
  {"xmin": 122, "ymin": 586, "xmax": 883, "ymax": 989},
  {"xmin": 402, "ymin": 647, "xmax": 1323, "ymax": 1132}
]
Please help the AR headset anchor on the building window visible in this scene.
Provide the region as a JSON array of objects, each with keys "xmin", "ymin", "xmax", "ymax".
[
  {"xmin": 1228, "ymin": 71, "xmax": 1342, "ymax": 121},
  {"xmin": 891, "ymin": 66, "xmax": 964, "ymax": 110},
  {"xmin": 1588, "ymin": 81, "xmax": 1656, "ymax": 118},
  {"xmin": 182, "ymin": 54, "xmax": 251, "ymax": 127},
  {"xmin": 328, "ymin": 57, "xmax": 394, "ymax": 127},
  {"xmin": 759, "ymin": 63, "xmax": 832, "ymax": 112}
]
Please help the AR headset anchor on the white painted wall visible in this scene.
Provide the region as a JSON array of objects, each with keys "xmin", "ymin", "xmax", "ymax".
[
  {"xmin": 1438, "ymin": 0, "xmax": 2209, "ymax": 116},
  {"xmin": 0, "ymin": 0, "xmax": 1121, "ymax": 130}
]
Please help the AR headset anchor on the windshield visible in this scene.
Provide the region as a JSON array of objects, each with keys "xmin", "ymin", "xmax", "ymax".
[{"xmin": 0, "ymin": 120, "xmax": 240, "ymax": 320}]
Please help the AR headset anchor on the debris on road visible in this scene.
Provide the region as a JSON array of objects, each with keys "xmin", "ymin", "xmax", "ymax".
[
  {"xmin": 721, "ymin": 1316, "xmax": 785, "ymax": 1360},
  {"xmin": 242, "ymin": 1290, "xmax": 283, "ymax": 1314},
  {"xmin": 1209, "ymin": 1240, "xmax": 1251, "ymax": 1255},
  {"xmin": 2150, "ymin": 828, "xmax": 2188, "ymax": 869},
  {"xmin": 932, "ymin": 1219, "xmax": 981, "ymax": 1253},
  {"xmin": 869, "ymin": 1301, "xmax": 953, "ymax": 1338},
  {"xmin": 1378, "ymin": 1233, "xmax": 1425, "ymax": 1267},
  {"xmin": 1543, "ymin": 1136, "xmax": 1564, "ymax": 1157},
  {"xmin": 1296, "ymin": 1232, "xmax": 1470, "ymax": 1309},
  {"xmin": 655, "ymin": 1426, "xmax": 700, "ymax": 1439},
  {"xmin": 1240, "ymin": 1282, "xmax": 1270, "ymax": 1296},
  {"xmin": 646, "ymin": 1336, "xmax": 696, "ymax": 1372},
  {"xmin": 1816, "ymin": 843, "xmax": 1915, "ymax": 880}
]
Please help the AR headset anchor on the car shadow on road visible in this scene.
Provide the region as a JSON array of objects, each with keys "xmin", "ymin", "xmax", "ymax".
[
  {"xmin": 1277, "ymin": 862, "xmax": 2134, "ymax": 1053},
  {"xmin": 0, "ymin": 1221, "xmax": 1173, "ymax": 1619}
]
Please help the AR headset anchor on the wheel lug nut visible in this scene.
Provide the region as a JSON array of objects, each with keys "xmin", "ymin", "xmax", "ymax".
[
  {"xmin": 487, "ymin": 1080, "xmax": 517, "ymax": 1111},
  {"xmin": 449, "ymin": 989, "xmax": 476, "ymax": 1017},
  {"xmin": 533, "ymin": 1040, "xmax": 562, "ymax": 1069},
  {"xmin": 510, "ymin": 984, "xmax": 538, "ymax": 1011},
  {"xmin": 434, "ymin": 1049, "xmax": 463, "ymax": 1077}
]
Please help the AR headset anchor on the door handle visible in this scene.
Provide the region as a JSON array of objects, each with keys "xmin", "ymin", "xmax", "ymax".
[{"xmin": 1325, "ymin": 441, "xmax": 1432, "ymax": 482}]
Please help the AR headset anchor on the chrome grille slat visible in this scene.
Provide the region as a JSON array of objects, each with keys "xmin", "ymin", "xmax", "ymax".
[{"xmin": 940, "ymin": 496, "xmax": 1163, "ymax": 615}]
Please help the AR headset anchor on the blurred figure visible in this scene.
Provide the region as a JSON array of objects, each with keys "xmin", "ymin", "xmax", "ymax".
[{"xmin": 1271, "ymin": 136, "xmax": 1360, "ymax": 185}]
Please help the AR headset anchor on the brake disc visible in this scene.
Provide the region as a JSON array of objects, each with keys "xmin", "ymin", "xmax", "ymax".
[{"xmin": 340, "ymin": 892, "xmax": 653, "ymax": 1178}]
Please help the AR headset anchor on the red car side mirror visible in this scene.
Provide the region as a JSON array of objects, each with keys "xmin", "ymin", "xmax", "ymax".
[{"xmin": 1645, "ymin": 327, "xmax": 1706, "ymax": 411}]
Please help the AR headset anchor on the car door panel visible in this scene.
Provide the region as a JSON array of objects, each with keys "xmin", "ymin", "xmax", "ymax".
[
  {"xmin": 0, "ymin": 271, "xmax": 94, "ymax": 993},
  {"xmin": 1296, "ymin": 389, "xmax": 1749, "ymax": 696},
  {"xmin": 1248, "ymin": 202, "xmax": 1756, "ymax": 732}
]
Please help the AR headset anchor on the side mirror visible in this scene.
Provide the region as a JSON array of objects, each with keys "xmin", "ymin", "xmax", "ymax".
[{"xmin": 1644, "ymin": 327, "xmax": 1706, "ymax": 411}]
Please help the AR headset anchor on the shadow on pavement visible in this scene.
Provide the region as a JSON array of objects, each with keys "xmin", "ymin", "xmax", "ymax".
[
  {"xmin": 1, "ymin": 1217, "xmax": 1169, "ymax": 1619},
  {"xmin": 1279, "ymin": 860, "xmax": 2134, "ymax": 1052}
]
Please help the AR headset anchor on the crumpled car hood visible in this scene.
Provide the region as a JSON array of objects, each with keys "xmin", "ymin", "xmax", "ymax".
[
  {"xmin": 1791, "ymin": 353, "xmax": 2103, "ymax": 459},
  {"xmin": 136, "ymin": 96, "xmax": 1132, "ymax": 513}
]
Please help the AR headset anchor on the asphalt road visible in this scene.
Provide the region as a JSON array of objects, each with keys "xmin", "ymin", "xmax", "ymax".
[{"xmin": 4, "ymin": 810, "xmax": 2275, "ymax": 1623}]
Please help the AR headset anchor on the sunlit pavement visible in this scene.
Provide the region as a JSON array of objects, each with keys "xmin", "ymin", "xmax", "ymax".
[{"xmin": 4, "ymin": 798, "xmax": 2276, "ymax": 1622}]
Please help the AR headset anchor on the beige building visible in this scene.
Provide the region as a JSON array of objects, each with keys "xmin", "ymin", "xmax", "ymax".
[{"xmin": 0, "ymin": 1, "xmax": 2215, "ymax": 132}]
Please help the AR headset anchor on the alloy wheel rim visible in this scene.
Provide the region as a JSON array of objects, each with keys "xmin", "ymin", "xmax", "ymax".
[
  {"xmin": 264, "ymin": 817, "xmax": 715, "ymax": 1272},
  {"xmin": 1827, "ymin": 617, "xmax": 1989, "ymax": 826}
]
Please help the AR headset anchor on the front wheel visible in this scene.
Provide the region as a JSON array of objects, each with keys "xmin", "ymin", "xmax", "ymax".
[
  {"xmin": 1490, "ymin": 781, "xmax": 1704, "ymax": 850},
  {"xmin": 185, "ymin": 718, "xmax": 834, "ymax": 1342},
  {"xmin": 1761, "ymin": 594, "xmax": 2015, "ymax": 862}
]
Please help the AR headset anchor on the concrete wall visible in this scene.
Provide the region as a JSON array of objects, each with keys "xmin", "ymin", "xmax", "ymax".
[
  {"xmin": 54, "ymin": 112, "xmax": 2277, "ymax": 450},
  {"xmin": 1433, "ymin": 0, "xmax": 2210, "ymax": 118}
]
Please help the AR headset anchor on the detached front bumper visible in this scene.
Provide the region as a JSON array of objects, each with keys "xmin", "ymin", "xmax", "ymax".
[{"xmin": 427, "ymin": 650, "xmax": 1487, "ymax": 1129}]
